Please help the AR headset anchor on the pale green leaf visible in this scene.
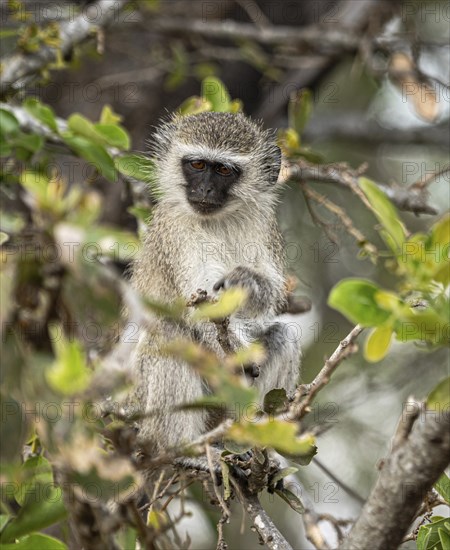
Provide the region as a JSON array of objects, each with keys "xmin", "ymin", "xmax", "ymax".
[
  {"xmin": 227, "ymin": 421, "xmax": 317, "ymax": 459},
  {"xmin": 23, "ymin": 98, "xmax": 58, "ymax": 132},
  {"xmin": 63, "ymin": 135, "xmax": 116, "ymax": 182},
  {"xmin": 115, "ymin": 154, "xmax": 154, "ymax": 182},
  {"xmin": 94, "ymin": 124, "xmax": 130, "ymax": 150},
  {"xmin": 364, "ymin": 325, "xmax": 393, "ymax": 362},
  {"xmin": 435, "ymin": 473, "xmax": 450, "ymax": 505},
  {"xmin": 270, "ymin": 467, "xmax": 298, "ymax": 487},
  {"xmin": 0, "ymin": 533, "xmax": 67, "ymax": 550},
  {"xmin": 0, "ymin": 109, "xmax": 20, "ymax": 137},
  {"xmin": 46, "ymin": 327, "xmax": 91, "ymax": 395},
  {"xmin": 99, "ymin": 104, "xmax": 123, "ymax": 125},
  {"xmin": 67, "ymin": 113, "xmax": 103, "ymax": 143},
  {"xmin": 288, "ymin": 89, "xmax": 312, "ymax": 133},
  {"xmin": 201, "ymin": 77, "xmax": 231, "ymax": 112},
  {"xmin": 328, "ymin": 278, "xmax": 391, "ymax": 326},
  {"xmin": 0, "ymin": 490, "xmax": 66, "ymax": 543},
  {"xmin": 359, "ymin": 177, "xmax": 407, "ymax": 252},
  {"xmin": 193, "ymin": 288, "xmax": 247, "ymax": 320}
]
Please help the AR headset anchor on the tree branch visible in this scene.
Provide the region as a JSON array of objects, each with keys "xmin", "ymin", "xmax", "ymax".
[
  {"xmin": 289, "ymin": 325, "xmax": 364, "ymax": 421},
  {"xmin": 231, "ymin": 481, "xmax": 294, "ymax": 550},
  {"xmin": 283, "ymin": 160, "xmax": 438, "ymax": 215},
  {"xmin": 1, "ymin": 0, "xmax": 128, "ymax": 96},
  {"xmin": 303, "ymin": 113, "xmax": 450, "ymax": 149},
  {"xmin": 152, "ymin": 17, "xmax": 359, "ymax": 54},
  {"xmin": 341, "ymin": 399, "xmax": 450, "ymax": 550}
]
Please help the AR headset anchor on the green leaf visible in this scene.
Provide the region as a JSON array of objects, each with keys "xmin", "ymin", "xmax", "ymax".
[
  {"xmin": 69, "ymin": 113, "xmax": 131, "ymax": 150},
  {"xmin": 439, "ymin": 527, "xmax": 450, "ymax": 549},
  {"xmin": 364, "ymin": 325, "xmax": 393, "ymax": 362},
  {"xmin": 63, "ymin": 135, "xmax": 116, "ymax": 182},
  {"xmin": 20, "ymin": 170, "xmax": 48, "ymax": 202},
  {"xmin": 431, "ymin": 213, "xmax": 450, "ymax": 249},
  {"xmin": 434, "ymin": 473, "xmax": 450, "ymax": 504},
  {"xmin": 80, "ymin": 225, "xmax": 140, "ymax": 263},
  {"xmin": 201, "ymin": 77, "xmax": 231, "ymax": 112},
  {"xmin": 0, "ymin": 490, "xmax": 66, "ymax": 543},
  {"xmin": 417, "ymin": 518, "xmax": 450, "ymax": 550},
  {"xmin": 288, "ymin": 89, "xmax": 312, "ymax": 134},
  {"xmin": 99, "ymin": 104, "xmax": 122, "ymax": 125},
  {"xmin": 177, "ymin": 96, "xmax": 212, "ymax": 116},
  {"xmin": 0, "ymin": 514, "xmax": 10, "ymax": 532},
  {"xmin": 46, "ymin": 327, "xmax": 91, "ymax": 395},
  {"xmin": 70, "ymin": 467, "xmax": 136, "ymax": 503},
  {"xmin": 23, "ymin": 98, "xmax": 58, "ymax": 132},
  {"xmin": 222, "ymin": 440, "xmax": 252, "ymax": 454},
  {"xmin": 227, "ymin": 421, "xmax": 317, "ymax": 460},
  {"xmin": 427, "ymin": 377, "xmax": 450, "ymax": 409},
  {"xmin": 12, "ymin": 132, "xmax": 44, "ymax": 153},
  {"xmin": 115, "ymin": 154, "xmax": 154, "ymax": 182},
  {"xmin": 193, "ymin": 288, "xmax": 247, "ymax": 320},
  {"xmin": 0, "ymin": 109, "xmax": 20, "ymax": 137},
  {"xmin": 94, "ymin": 124, "xmax": 130, "ymax": 150},
  {"xmin": 429, "ymin": 214, "xmax": 450, "ymax": 282},
  {"xmin": 116, "ymin": 527, "xmax": 137, "ymax": 550},
  {"xmin": 15, "ymin": 456, "xmax": 53, "ymax": 506},
  {"xmin": 0, "ymin": 141, "xmax": 12, "ymax": 157},
  {"xmin": 270, "ymin": 467, "xmax": 298, "ymax": 487},
  {"xmin": 359, "ymin": 177, "xmax": 407, "ymax": 252},
  {"xmin": 263, "ymin": 388, "xmax": 288, "ymax": 415},
  {"xmin": 230, "ymin": 343, "xmax": 266, "ymax": 370},
  {"xmin": 67, "ymin": 113, "xmax": 103, "ymax": 143},
  {"xmin": 0, "ymin": 533, "xmax": 67, "ymax": 550},
  {"xmin": 274, "ymin": 487, "xmax": 304, "ymax": 514},
  {"xmin": 328, "ymin": 278, "xmax": 391, "ymax": 326},
  {"xmin": 417, "ymin": 524, "xmax": 432, "ymax": 550}
]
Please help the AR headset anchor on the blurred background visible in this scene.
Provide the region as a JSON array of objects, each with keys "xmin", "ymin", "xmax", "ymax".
[{"xmin": 1, "ymin": 0, "xmax": 449, "ymax": 548}]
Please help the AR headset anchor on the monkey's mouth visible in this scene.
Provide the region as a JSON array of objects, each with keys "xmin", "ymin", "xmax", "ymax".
[{"xmin": 188, "ymin": 199, "xmax": 224, "ymax": 215}]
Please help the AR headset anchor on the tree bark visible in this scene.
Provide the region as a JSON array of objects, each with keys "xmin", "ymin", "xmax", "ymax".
[{"xmin": 341, "ymin": 403, "xmax": 450, "ymax": 550}]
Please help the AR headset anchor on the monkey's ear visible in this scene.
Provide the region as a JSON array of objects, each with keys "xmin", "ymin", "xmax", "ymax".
[{"xmin": 266, "ymin": 146, "xmax": 282, "ymax": 185}]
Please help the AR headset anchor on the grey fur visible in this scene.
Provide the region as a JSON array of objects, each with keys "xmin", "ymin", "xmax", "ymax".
[{"xmin": 129, "ymin": 112, "xmax": 301, "ymax": 454}]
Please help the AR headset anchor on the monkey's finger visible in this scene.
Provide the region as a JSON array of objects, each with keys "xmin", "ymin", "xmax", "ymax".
[
  {"xmin": 213, "ymin": 278, "xmax": 226, "ymax": 291},
  {"xmin": 244, "ymin": 363, "xmax": 260, "ymax": 379}
]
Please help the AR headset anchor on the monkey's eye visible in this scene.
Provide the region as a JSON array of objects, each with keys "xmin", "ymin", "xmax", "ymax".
[
  {"xmin": 215, "ymin": 164, "xmax": 232, "ymax": 176},
  {"xmin": 190, "ymin": 160, "xmax": 206, "ymax": 170}
]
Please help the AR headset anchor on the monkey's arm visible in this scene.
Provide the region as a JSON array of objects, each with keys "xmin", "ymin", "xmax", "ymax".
[{"xmin": 213, "ymin": 265, "xmax": 284, "ymax": 318}]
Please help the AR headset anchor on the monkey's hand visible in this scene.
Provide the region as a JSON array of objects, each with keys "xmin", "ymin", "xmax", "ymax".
[{"xmin": 213, "ymin": 266, "xmax": 276, "ymax": 317}]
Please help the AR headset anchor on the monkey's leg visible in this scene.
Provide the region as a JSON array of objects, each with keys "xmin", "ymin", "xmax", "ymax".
[
  {"xmin": 134, "ymin": 352, "xmax": 207, "ymax": 453},
  {"xmin": 253, "ymin": 319, "xmax": 302, "ymax": 399}
]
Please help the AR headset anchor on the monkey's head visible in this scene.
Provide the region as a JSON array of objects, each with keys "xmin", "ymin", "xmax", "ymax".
[{"xmin": 150, "ymin": 112, "xmax": 282, "ymax": 217}]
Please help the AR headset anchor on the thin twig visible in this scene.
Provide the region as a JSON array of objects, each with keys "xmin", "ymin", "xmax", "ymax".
[
  {"xmin": 301, "ymin": 183, "xmax": 378, "ymax": 258},
  {"xmin": 160, "ymin": 480, "xmax": 195, "ymax": 513},
  {"xmin": 282, "ymin": 159, "xmax": 438, "ymax": 216},
  {"xmin": 412, "ymin": 165, "xmax": 450, "ymax": 189},
  {"xmin": 313, "ymin": 456, "xmax": 365, "ymax": 505},
  {"xmin": 1, "ymin": 0, "xmax": 128, "ymax": 95},
  {"xmin": 206, "ymin": 443, "xmax": 230, "ymax": 518},
  {"xmin": 289, "ymin": 325, "xmax": 364, "ymax": 420}
]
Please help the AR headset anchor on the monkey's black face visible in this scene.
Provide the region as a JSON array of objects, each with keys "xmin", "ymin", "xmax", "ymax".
[{"xmin": 181, "ymin": 158, "xmax": 241, "ymax": 214}]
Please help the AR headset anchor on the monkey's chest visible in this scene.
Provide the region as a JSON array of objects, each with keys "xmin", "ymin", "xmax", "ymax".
[{"xmin": 179, "ymin": 236, "xmax": 263, "ymax": 296}]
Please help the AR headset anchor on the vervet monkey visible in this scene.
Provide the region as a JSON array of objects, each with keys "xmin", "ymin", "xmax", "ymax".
[{"xmin": 129, "ymin": 112, "xmax": 301, "ymax": 453}]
